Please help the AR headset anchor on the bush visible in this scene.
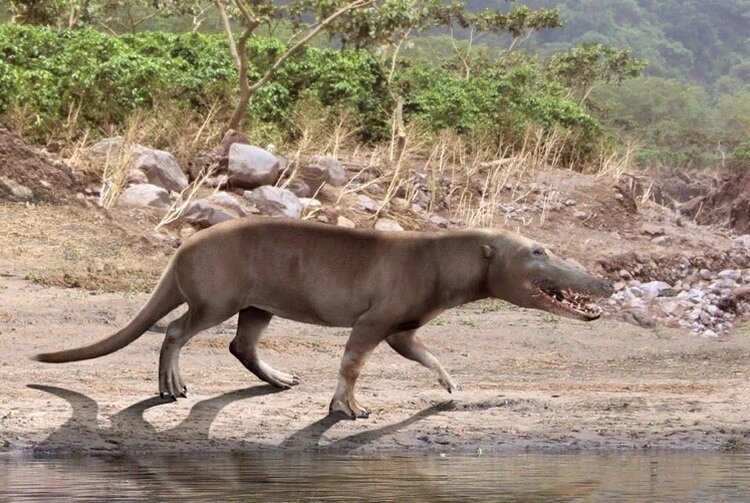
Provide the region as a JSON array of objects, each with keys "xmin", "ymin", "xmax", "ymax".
[{"xmin": 0, "ymin": 23, "xmax": 603, "ymax": 160}]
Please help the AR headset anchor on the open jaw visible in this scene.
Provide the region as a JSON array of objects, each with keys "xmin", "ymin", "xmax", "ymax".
[{"xmin": 537, "ymin": 285, "xmax": 603, "ymax": 320}]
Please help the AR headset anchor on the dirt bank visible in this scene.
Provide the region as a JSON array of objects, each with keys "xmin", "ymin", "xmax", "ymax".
[{"xmin": 3, "ymin": 273, "xmax": 750, "ymax": 455}]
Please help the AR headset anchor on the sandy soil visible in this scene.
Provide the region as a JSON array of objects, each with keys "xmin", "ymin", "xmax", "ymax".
[{"xmin": 3, "ymin": 272, "xmax": 750, "ymax": 456}]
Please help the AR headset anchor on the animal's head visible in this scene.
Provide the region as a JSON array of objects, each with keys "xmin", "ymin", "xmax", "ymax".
[{"xmin": 481, "ymin": 232, "xmax": 613, "ymax": 321}]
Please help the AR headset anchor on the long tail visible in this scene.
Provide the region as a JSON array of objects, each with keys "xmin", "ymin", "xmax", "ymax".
[{"xmin": 34, "ymin": 261, "xmax": 183, "ymax": 363}]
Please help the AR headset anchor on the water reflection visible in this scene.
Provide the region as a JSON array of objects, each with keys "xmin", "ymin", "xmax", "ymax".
[
  {"xmin": 3, "ymin": 453, "xmax": 750, "ymax": 502},
  {"xmin": 6, "ymin": 386, "xmax": 750, "ymax": 501}
]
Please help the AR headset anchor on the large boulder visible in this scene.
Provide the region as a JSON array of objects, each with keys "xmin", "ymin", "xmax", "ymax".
[
  {"xmin": 183, "ymin": 191, "xmax": 255, "ymax": 228},
  {"xmin": 118, "ymin": 184, "xmax": 171, "ymax": 209},
  {"xmin": 228, "ymin": 144, "xmax": 280, "ymax": 189},
  {"xmin": 298, "ymin": 155, "xmax": 347, "ymax": 193},
  {"xmin": 243, "ymin": 186, "xmax": 302, "ymax": 219},
  {"xmin": 213, "ymin": 129, "xmax": 249, "ymax": 157},
  {"xmin": 133, "ymin": 149, "xmax": 188, "ymax": 193},
  {"xmin": 88, "ymin": 137, "xmax": 188, "ymax": 192}
]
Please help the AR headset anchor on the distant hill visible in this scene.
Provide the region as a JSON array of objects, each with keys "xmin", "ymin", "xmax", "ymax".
[{"xmin": 468, "ymin": 0, "xmax": 750, "ymax": 93}]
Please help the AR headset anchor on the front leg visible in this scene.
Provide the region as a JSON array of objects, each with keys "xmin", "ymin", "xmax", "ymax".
[
  {"xmin": 329, "ymin": 323, "xmax": 385, "ymax": 419},
  {"xmin": 387, "ymin": 330, "xmax": 462, "ymax": 393}
]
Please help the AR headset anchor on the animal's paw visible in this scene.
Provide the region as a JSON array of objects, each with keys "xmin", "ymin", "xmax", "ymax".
[
  {"xmin": 439, "ymin": 375, "xmax": 462, "ymax": 394},
  {"xmin": 329, "ymin": 396, "xmax": 371, "ymax": 420}
]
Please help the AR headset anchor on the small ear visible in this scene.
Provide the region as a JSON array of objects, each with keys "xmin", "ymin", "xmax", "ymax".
[{"xmin": 481, "ymin": 244, "xmax": 494, "ymax": 258}]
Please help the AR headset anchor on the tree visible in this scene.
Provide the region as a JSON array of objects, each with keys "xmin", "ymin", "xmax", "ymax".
[
  {"xmin": 217, "ymin": 0, "xmax": 375, "ymax": 131},
  {"xmin": 548, "ymin": 43, "xmax": 645, "ymax": 106}
]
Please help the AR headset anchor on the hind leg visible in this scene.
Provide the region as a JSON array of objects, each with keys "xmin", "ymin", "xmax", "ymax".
[
  {"xmin": 229, "ymin": 307, "xmax": 300, "ymax": 389},
  {"xmin": 158, "ymin": 306, "xmax": 235, "ymax": 399}
]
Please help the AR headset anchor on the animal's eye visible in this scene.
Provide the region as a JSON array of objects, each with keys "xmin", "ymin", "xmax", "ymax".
[{"xmin": 533, "ymin": 248, "xmax": 545, "ymax": 257}]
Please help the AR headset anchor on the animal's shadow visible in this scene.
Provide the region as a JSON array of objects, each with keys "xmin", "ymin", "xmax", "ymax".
[{"xmin": 27, "ymin": 384, "xmax": 452, "ymax": 454}]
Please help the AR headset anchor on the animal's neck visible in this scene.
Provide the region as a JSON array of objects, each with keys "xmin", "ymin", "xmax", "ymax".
[{"xmin": 431, "ymin": 232, "xmax": 492, "ymax": 309}]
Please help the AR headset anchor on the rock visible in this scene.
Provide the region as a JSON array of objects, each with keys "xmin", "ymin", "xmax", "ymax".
[
  {"xmin": 228, "ymin": 144, "xmax": 280, "ymax": 189},
  {"xmin": 356, "ymin": 194, "xmax": 380, "ymax": 213},
  {"xmin": 564, "ymin": 199, "xmax": 577, "ymax": 206},
  {"xmin": 300, "ymin": 197, "xmax": 322, "ymax": 209},
  {"xmin": 412, "ymin": 190, "xmax": 429, "ymax": 209},
  {"xmin": 243, "ymin": 186, "xmax": 301, "ymax": 218},
  {"xmin": 298, "ymin": 156, "xmax": 348, "ymax": 192},
  {"xmin": 732, "ymin": 235, "xmax": 750, "ymax": 249},
  {"xmin": 701, "ymin": 329, "xmax": 719, "ymax": 339},
  {"xmin": 286, "ymin": 179, "xmax": 313, "ymax": 198},
  {"xmin": 699, "ymin": 269, "xmax": 713, "ymax": 281},
  {"xmin": 183, "ymin": 192, "xmax": 254, "ymax": 228},
  {"xmin": 180, "ymin": 226, "xmax": 196, "ymax": 239},
  {"xmin": 117, "ymin": 184, "xmax": 171, "ymax": 209},
  {"xmin": 337, "ymin": 215, "xmax": 355, "ymax": 228},
  {"xmin": 620, "ymin": 307, "xmax": 657, "ymax": 328},
  {"xmin": 134, "ymin": 148, "xmax": 188, "ymax": 192},
  {"xmin": 390, "ymin": 197, "xmax": 409, "ymax": 210},
  {"xmin": 88, "ymin": 137, "xmax": 145, "ymax": 159},
  {"xmin": 718, "ymin": 269, "xmax": 741, "ymax": 281},
  {"xmin": 374, "ymin": 218, "xmax": 403, "ymax": 232},
  {"xmin": 126, "ymin": 169, "xmax": 149, "ymax": 185},
  {"xmin": 659, "ymin": 300, "xmax": 688, "ymax": 318},
  {"xmin": 0, "ymin": 176, "xmax": 34, "ymax": 202},
  {"xmin": 574, "ymin": 211, "xmax": 587, "ymax": 220},
  {"xmin": 428, "ymin": 214, "xmax": 450, "ymax": 228},
  {"xmin": 641, "ymin": 281, "xmax": 673, "ymax": 298},
  {"xmin": 642, "ymin": 224, "xmax": 665, "ymax": 237},
  {"xmin": 213, "ymin": 129, "xmax": 248, "ymax": 157},
  {"xmin": 88, "ymin": 137, "xmax": 188, "ymax": 192}
]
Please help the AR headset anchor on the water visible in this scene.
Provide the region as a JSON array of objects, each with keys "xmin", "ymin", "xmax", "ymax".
[{"xmin": 2, "ymin": 453, "xmax": 750, "ymax": 502}]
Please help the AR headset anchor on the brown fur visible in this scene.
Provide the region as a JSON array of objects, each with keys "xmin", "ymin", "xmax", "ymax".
[{"xmin": 35, "ymin": 217, "xmax": 612, "ymax": 419}]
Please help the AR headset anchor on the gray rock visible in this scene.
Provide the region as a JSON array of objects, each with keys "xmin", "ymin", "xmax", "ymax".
[
  {"xmin": 212, "ymin": 129, "xmax": 248, "ymax": 157},
  {"xmin": 641, "ymin": 281, "xmax": 673, "ymax": 298},
  {"xmin": 699, "ymin": 269, "xmax": 713, "ymax": 280},
  {"xmin": 428, "ymin": 214, "xmax": 450, "ymax": 228},
  {"xmin": 126, "ymin": 169, "xmax": 149, "ymax": 185},
  {"xmin": 183, "ymin": 192, "xmax": 254, "ymax": 228},
  {"xmin": 374, "ymin": 218, "xmax": 404, "ymax": 232},
  {"xmin": 228, "ymin": 144, "xmax": 280, "ymax": 189},
  {"xmin": 134, "ymin": 149, "xmax": 188, "ymax": 192},
  {"xmin": 0, "ymin": 176, "xmax": 34, "ymax": 202},
  {"xmin": 642, "ymin": 224, "xmax": 665, "ymax": 237},
  {"xmin": 286, "ymin": 179, "xmax": 313, "ymax": 198},
  {"xmin": 300, "ymin": 197, "xmax": 322, "ymax": 209},
  {"xmin": 118, "ymin": 184, "xmax": 171, "ymax": 209},
  {"xmin": 732, "ymin": 235, "xmax": 750, "ymax": 249},
  {"xmin": 88, "ymin": 137, "xmax": 146, "ymax": 159},
  {"xmin": 574, "ymin": 211, "xmax": 588, "ymax": 220},
  {"xmin": 620, "ymin": 307, "xmax": 656, "ymax": 328},
  {"xmin": 718, "ymin": 269, "xmax": 741, "ymax": 281},
  {"xmin": 298, "ymin": 156, "xmax": 347, "ymax": 191},
  {"xmin": 88, "ymin": 137, "xmax": 188, "ymax": 192},
  {"xmin": 243, "ymin": 186, "xmax": 302, "ymax": 218},
  {"xmin": 356, "ymin": 194, "xmax": 380, "ymax": 213},
  {"xmin": 337, "ymin": 215, "xmax": 355, "ymax": 228}
]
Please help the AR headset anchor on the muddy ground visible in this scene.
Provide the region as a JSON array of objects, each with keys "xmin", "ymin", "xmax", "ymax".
[{"xmin": 3, "ymin": 269, "xmax": 750, "ymax": 455}]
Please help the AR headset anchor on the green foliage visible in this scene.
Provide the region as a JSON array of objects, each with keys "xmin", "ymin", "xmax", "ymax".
[
  {"xmin": 548, "ymin": 43, "xmax": 646, "ymax": 104},
  {"xmin": 0, "ymin": 23, "xmax": 605, "ymax": 159},
  {"xmin": 732, "ymin": 143, "xmax": 750, "ymax": 167}
]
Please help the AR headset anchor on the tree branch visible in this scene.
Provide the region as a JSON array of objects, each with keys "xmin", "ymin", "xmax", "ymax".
[{"xmin": 214, "ymin": 0, "xmax": 241, "ymax": 68}]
